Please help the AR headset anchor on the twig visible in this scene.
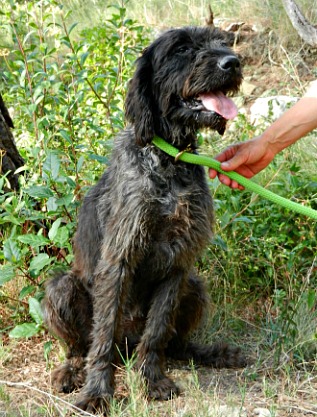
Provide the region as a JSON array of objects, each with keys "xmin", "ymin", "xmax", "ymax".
[
  {"xmin": 0, "ymin": 379, "xmax": 94, "ymax": 416},
  {"xmin": 10, "ymin": 22, "xmax": 39, "ymax": 144},
  {"xmin": 280, "ymin": 404, "xmax": 317, "ymax": 415},
  {"xmin": 0, "ymin": 294, "xmax": 28, "ymax": 307}
]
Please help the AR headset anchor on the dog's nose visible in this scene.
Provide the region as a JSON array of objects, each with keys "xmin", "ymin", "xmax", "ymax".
[{"xmin": 218, "ymin": 56, "xmax": 240, "ymax": 73}]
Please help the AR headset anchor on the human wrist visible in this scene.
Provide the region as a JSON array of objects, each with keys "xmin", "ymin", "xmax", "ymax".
[
  {"xmin": 259, "ymin": 96, "xmax": 317, "ymax": 155},
  {"xmin": 257, "ymin": 130, "xmax": 283, "ymax": 157},
  {"xmin": 259, "ymin": 115, "xmax": 303, "ymax": 156}
]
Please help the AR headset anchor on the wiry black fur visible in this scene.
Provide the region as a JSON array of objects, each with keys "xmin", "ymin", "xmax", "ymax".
[{"xmin": 43, "ymin": 26, "xmax": 244, "ymax": 414}]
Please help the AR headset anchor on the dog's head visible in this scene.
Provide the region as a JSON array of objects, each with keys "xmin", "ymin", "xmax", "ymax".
[{"xmin": 125, "ymin": 26, "xmax": 242, "ymax": 147}]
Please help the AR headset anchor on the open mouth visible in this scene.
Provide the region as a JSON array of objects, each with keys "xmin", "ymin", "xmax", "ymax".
[{"xmin": 182, "ymin": 91, "xmax": 238, "ymax": 121}]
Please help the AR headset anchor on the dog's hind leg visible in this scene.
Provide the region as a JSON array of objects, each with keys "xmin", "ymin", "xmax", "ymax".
[
  {"xmin": 166, "ymin": 273, "xmax": 247, "ymax": 368},
  {"xmin": 173, "ymin": 340, "xmax": 247, "ymax": 368},
  {"xmin": 43, "ymin": 272, "xmax": 93, "ymax": 393}
]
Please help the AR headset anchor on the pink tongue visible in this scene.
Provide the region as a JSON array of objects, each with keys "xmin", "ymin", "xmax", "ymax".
[{"xmin": 199, "ymin": 92, "xmax": 238, "ymax": 120}]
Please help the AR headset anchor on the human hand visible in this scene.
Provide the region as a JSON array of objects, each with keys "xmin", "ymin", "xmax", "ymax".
[{"xmin": 209, "ymin": 136, "xmax": 276, "ymax": 189}]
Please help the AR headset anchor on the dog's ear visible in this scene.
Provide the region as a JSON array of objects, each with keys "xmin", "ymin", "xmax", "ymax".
[{"xmin": 125, "ymin": 47, "xmax": 155, "ymax": 147}]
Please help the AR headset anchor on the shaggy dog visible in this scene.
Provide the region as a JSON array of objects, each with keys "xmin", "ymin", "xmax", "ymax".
[{"xmin": 43, "ymin": 26, "xmax": 244, "ymax": 414}]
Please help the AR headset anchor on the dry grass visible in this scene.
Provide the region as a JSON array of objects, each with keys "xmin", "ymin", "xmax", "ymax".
[{"xmin": 1, "ymin": 321, "xmax": 317, "ymax": 417}]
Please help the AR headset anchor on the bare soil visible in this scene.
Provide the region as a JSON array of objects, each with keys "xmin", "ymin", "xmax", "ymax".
[{"xmin": 1, "ymin": 334, "xmax": 317, "ymax": 416}]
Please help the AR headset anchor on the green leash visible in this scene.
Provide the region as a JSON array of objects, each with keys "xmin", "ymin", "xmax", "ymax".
[{"xmin": 152, "ymin": 136, "xmax": 317, "ymax": 221}]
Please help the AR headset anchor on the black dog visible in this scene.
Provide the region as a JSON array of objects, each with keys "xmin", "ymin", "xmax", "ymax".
[{"xmin": 43, "ymin": 26, "xmax": 244, "ymax": 414}]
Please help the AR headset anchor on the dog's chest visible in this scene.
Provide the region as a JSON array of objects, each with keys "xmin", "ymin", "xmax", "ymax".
[
  {"xmin": 146, "ymin": 163, "xmax": 213, "ymax": 240},
  {"xmin": 104, "ymin": 141, "xmax": 213, "ymax": 257},
  {"xmin": 160, "ymin": 187, "xmax": 196, "ymax": 224}
]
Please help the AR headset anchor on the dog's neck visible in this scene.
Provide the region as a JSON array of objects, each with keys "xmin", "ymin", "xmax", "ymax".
[
  {"xmin": 152, "ymin": 135, "xmax": 199, "ymax": 166},
  {"xmin": 155, "ymin": 131, "xmax": 199, "ymax": 152}
]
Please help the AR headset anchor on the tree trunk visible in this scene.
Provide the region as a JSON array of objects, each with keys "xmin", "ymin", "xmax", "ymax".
[
  {"xmin": 0, "ymin": 94, "xmax": 24, "ymax": 190},
  {"xmin": 282, "ymin": 0, "xmax": 317, "ymax": 46}
]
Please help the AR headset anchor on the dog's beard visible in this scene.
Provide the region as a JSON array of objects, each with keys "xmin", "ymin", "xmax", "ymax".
[{"xmin": 178, "ymin": 63, "xmax": 242, "ymax": 135}]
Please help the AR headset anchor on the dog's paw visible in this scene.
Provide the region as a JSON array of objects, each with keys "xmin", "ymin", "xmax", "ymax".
[
  {"xmin": 207, "ymin": 342, "xmax": 247, "ymax": 368},
  {"xmin": 147, "ymin": 377, "xmax": 180, "ymax": 401},
  {"xmin": 75, "ymin": 393, "xmax": 111, "ymax": 415},
  {"xmin": 52, "ymin": 359, "xmax": 85, "ymax": 393}
]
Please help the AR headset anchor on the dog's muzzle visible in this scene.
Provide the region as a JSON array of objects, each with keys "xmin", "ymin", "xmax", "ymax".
[{"xmin": 217, "ymin": 55, "xmax": 241, "ymax": 74}]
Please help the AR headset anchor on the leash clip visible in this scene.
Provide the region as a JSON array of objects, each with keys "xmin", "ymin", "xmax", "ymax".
[{"xmin": 175, "ymin": 145, "xmax": 193, "ymax": 162}]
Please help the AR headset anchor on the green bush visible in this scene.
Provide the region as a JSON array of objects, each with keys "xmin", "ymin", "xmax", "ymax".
[
  {"xmin": 0, "ymin": 0, "xmax": 150, "ymax": 337},
  {"xmin": 201, "ymin": 116, "xmax": 317, "ymax": 363}
]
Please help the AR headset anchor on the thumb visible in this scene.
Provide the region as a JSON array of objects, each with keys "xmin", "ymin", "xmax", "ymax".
[{"xmin": 220, "ymin": 152, "xmax": 247, "ymax": 172}]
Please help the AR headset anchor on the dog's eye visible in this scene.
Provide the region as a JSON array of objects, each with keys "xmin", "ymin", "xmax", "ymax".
[{"xmin": 176, "ymin": 46, "xmax": 190, "ymax": 54}]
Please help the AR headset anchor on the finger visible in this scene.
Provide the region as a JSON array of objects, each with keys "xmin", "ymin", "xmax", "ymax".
[
  {"xmin": 218, "ymin": 174, "xmax": 245, "ymax": 190},
  {"xmin": 208, "ymin": 169, "xmax": 217, "ymax": 179},
  {"xmin": 218, "ymin": 173, "xmax": 232, "ymax": 186},
  {"xmin": 231, "ymin": 180, "xmax": 244, "ymax": 190}
]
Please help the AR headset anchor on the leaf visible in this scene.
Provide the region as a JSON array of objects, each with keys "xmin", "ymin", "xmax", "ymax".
[
  {"xmin": 19, "ymin": 68, "xmax": 26, "ymax": 87},
  {"xmin": 25, "ymin": 185, "xmax": 54, "ymax": 199},
  {"xmin": 61, "ymin": 38, "xmax": 71, "ymax": 49},
  {"xmin": 44, "ymin": 341, "xmax": 53, "ymax": 362},
  {"xmin": 68, "ymin": 22, "xmax": 79, "ymax": 35},
  {"xmin": 22, "ymin": 30, "xmax": 36, "ymax": 46},
  {"xmin": 43, "ymin": 151, "xmax": 60, "ymax": 180},
  {"xmin": 80, "ymin": 51, "xmax": 89, "ymax": 66},
  {"xmin": 46, "ymin": 196, "xmax": 58, "ymax": 212},
  {"xmin": 1, "ymin": 214, "xmax": 22, "ymax": 226},
  {"xmin": 19, "ymin": 285, "xmax": 36, "ymax": 300},
  {"xmin": 88, "ymin": 154, "xmax": 109, "ymax": 164},
  {"xmin": 59, "ymin": 129, "xmax": 72, "ymax": 144},
  {"xmin": 14, "ymin": 165, "xmax": 27, "ymax": 175},
  {"xmin": 65, "ymin": 176, "xmax": 76, "ymax": 188},
  {"xmin": 0, "ymin": 265, "xmax": 15, "ymax": 286},
  {"xmin": 3, "ymin": 239, "xmax": 21, "ymax": 263},
  {"xmin": 54, "ymin": 226, "xmax": 69, "ymax": 247},
  {"xmin": 9, "ymin": 323, "xmax": 39, "ymax": 338},
  {"xmin": 29, "ymin": 297, "xmax": 44, "ymax": 325},
  {"xmin": 307, "ymin": 290, "xmax": 316, "ymax": 310},
  {"xmin": 211, "ymin": 235, "xmax": 228, "ymax": 251},
  {"xmin": 232, "ymin": 216, "xmax": 254, "ymax": 223},
  {"xmin": 17, "ymin": 234, "xmax": 49, "ymax": 247},
  {"xmin": 77, "ymin": 155, "xmax": 85, "ymax": 173},
  {"xmin": 48, "ymin": 218, "xmax": 62, "ymax": 241},
  {"xmin": 33, "ymin": 84, "xmax": 44, "ymax": 100},
  {"xmin": 55, "ymin": 194, "xmax": 73, "ymax": 206},
  {"xmin": 29, "ymin": 253, "xmax": 51, "ymax": 272}
]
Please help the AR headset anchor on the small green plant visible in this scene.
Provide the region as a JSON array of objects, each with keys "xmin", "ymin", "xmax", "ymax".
[{"xmin": 9, "ymin": 297, "xmax": 44, "ymax": 338}]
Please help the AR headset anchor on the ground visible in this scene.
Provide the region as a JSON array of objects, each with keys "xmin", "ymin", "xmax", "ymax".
[{"xmin": 1, "ymin": 334, "xmax": 317, "ymax": 416}]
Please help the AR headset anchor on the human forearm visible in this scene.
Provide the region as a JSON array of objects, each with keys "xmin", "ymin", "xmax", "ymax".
[
  {"xmin": 261, "ymin": 96, "xmax": 317, "ymax": 155},
  {"xmin": 209, "ymin": 83, "xmax": 317, "ymax": 189}
]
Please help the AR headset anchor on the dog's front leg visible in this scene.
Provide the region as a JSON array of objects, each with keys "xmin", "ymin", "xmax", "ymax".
[
  {"xmin": 75, "ymin": 260, "xmax": 128, "ymax": 414},
  {"xmin": 136, "ymin": 267, "xmax": 185, "ymax": 400}
]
